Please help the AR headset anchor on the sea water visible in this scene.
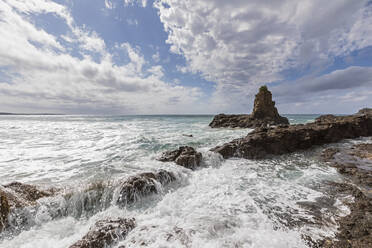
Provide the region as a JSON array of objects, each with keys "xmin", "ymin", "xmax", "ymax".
[{"xmin": 0, "ymin": 115, "xmax": 351, "ymax": 247}]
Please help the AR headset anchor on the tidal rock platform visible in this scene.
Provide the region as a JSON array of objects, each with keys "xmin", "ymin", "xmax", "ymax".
[{"xmin": 211, "ymin": 109, "xmax": 372, "ymax": 159}]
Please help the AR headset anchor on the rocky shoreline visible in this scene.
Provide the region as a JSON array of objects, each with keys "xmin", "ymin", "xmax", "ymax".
[
  {"xmin": 1, "ymin": 107, "xmax": 372, "ymax": 247},
  {"xmin": 0, "ymin": 170, "xmax": 178, "ymax": 246},
  {"xmin": 211, "ymin": 109, "xmax": 372, "ymax": 159},
  {"xmin": 318, "ymin": 142, "xmax": 372, "ymax": 248}
]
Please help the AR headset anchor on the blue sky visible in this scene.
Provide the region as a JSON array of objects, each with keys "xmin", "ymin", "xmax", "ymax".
[{"xmin": 0, "ymin": 0, "xmax": 372, "ymax": 114}]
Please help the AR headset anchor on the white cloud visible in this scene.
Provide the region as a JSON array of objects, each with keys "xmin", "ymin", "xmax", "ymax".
[
  {"xmin": 0, "ymin": 0, "xmax": 203, "ymax": 114},
  {"xmin": 152, "ymin": 51, "xmax": 160, "ymax": 62},
  {"xmin": 105, "ymin": 0, "xmax": 114, "ymax": 9},
  {"xmin": 124, "ymin": 0, "xmax": 147, "ymax": 8},
  {"xmin": 126, "ymin": 18, "xmax": 139, "ymax": 26},
  {"xmin": 155, "ymin": 0, "xmax": 372, "ymax": 112}
]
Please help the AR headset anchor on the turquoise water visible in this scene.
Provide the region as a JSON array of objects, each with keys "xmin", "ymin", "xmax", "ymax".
[{"xmin": 1, "ymin": 114, "xmax": 350, "ymax": 248}]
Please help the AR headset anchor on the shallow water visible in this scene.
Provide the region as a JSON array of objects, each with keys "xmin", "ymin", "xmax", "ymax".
[{"xmin": 0, "ymin": 114, "xmax": 353, "ymax": 248}]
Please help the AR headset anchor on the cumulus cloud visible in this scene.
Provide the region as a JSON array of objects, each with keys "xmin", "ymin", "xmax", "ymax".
[
  {"xmin": 0, "ymin": 0, "xmax": 202, "ymax": 114},
  {"xmin": 155, "ymin": 0, "xmax": 372, "ymax": 112}
]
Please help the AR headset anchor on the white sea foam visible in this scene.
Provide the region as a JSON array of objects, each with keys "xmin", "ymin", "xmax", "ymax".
[{"xmin": 0, "ymin": 115, "xmax": 351, "ymax": 247}]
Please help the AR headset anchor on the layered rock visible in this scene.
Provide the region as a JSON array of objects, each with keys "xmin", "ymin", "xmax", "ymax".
[
  {"xmin": 211, "ymin": 110, "xmax": 372, "ymax": 159},
  {"xmin": 116, "ymin": 170, "xmax": 176, "ymax": 206},
  {"xmin": 209, "ymin": 86, "xmax": 289, "ymax": 128},
  {"xmin": 69, "ymin": 218, "xmax": 135, "ymax": 248},
  {"xmin": 158, "ymin": 146, "xmax": 202, "ymax": 170}
]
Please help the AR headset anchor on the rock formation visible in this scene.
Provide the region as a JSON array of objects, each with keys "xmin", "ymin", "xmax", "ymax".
[
  {"xmin": 116, "ymin": 170, "xmax": 176, "ymax": 206},
  {"xmin": 320, "ymin": 143, "xmax": 372, "ymax": 248},
  {"xmin": 211, "ymin": 109, "xmax": 372, "ymax": 159},
  {"xmin": 0, "ymin": 182, "xmax": 55, "ymax": 232},
  {"xmin": 209, "ymin": 86, "xmax": 289, "ymax": 128},
  {"xmin": 158, "ymin": 146, "xmax": 202, "ymax": 170},
  {"xmin": 69, "ymin": 218, "xmax": 135, "ymax": 248},
  {"xmin": 357, "ymin": 108, "xmax": 372, "ymax": 115}
]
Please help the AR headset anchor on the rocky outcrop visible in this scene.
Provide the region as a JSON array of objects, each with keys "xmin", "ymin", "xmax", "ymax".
[
  {"xmin": 251, "ymin": 86, "xmax": 288, "ymax": 123},
  {"xmin": 2, "ymin": 182, "xmax": 54, "ymax": 207},
  {"xmin": 211, "ymin": 110, "xmax": 372, "ymax": 159},
  {"xmin": 209, "ymin": 86, "xmax": 289, "ymax": 128},
  {"xmin": 0, "ymin": 182, "xmax": 55, "ymax": 231},
  {"xmin": 319, "ymin": 142, "xmax": 372, "ymax": 247},
  {"xmin": 318, "ymin": 183, "xmax": 372, "ymax": 248},
  {"xmin": 116, "ymin": 170, "xmax": 176, "ymax": 206},
  {"xmin": 158, "ymin": 146, "xmax": 202, "ymax": 170},
  {"xmin": 69, "ymin": 218, "xmax": 135, "ymax": 248},
  {"xmin": 1, "ymin": 171, "xmax": 176, "ymax": 233}
]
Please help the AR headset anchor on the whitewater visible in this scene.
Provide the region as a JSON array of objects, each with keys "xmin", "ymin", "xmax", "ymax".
[{"xmin": 0, "ymin": 115, "xmax": 351, "ymax": 247}]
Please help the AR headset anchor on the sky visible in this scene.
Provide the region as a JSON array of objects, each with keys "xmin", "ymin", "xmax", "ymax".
[{"xmin": 0, "ymin": 0, "xmax": 372, "ymax": 114}]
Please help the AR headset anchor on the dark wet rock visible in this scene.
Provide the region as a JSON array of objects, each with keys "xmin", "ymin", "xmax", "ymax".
[
  {"xmin": 69, "ymin": 218, "xmax": 135, "ymax": 248},
  {"xmin": 0, "ymin": 182, "xmax": 54, "ymax": 232},
  {"xmin": 209, "ymin": 86, "xmax": 289, "ymax": 128},
  {"xmin": 158, "ymin": 146, "xmax": 202, "ymax": 170},
  {"xmin": 317, "ymin": 142, "xmax": 372, "ymax": 248},
  {"xmin": 0, "ymin": 190, "xmax": 10, "ymax": 231},
  {"xmin": 318, "ymin": 184, "xmax": 372, "ymax": 248},
  {"xmin": 3, "ymin": 182, "xmax": 54, "ymax": 208},
  {"xmin": 315, "ymin": 115, "xmax": 339, "ymax": 123},
  {"xmin": 116, "ymin": 170, "xmax": 176, "ymax": 206},
  {"xmin": 211, "ymin": 109, "xmax": 372, "ymax": 159},
  {"xmin": 209, "ymin": 114, "xmax": 253, "ymax": 128},
  {"xmin": 321, "ymin": 148, "xmax": 340, "ymax": 161}
]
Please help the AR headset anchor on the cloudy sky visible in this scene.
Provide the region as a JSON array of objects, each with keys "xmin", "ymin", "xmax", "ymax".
[{"xmin": 0, "ymin": 0, "xmax": 371, "ymax": 114}]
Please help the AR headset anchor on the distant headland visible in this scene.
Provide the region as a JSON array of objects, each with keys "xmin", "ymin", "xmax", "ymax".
[{"xmin": 0, "ymin": 112, "xmax": 64, "ymax": 115}]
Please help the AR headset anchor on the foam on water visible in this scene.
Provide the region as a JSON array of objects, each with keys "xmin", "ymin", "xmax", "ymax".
[
  {"xmin": 0, "ymin": 114, "xmax": 351, "ymax": 248},
  {"xmin": 0, "ymin": 115, "xmax": 248, "ymax": 185}
]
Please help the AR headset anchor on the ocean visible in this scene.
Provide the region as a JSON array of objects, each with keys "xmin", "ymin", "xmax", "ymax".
[{"xmin": 0, "ymin": 114, "xmax": 352, "ymax": 247}]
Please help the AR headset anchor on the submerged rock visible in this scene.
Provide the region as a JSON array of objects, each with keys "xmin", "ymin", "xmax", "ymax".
[
  {"xmin": 116, "ymin": 170, "xmax": 176, "ymax": 205},
  {"xmin": 322, "ymin": 143, "xmax": 372, "ymax": 187},
  {"xmin": 211, "ymin": 109, "xmax": 372, "ymax": 159},
  {"xmin": 69, "ymin": 218, "xmax": 135, "ymax": 248},
  {"xmin": 209, "ymin": 86, "xmax": 289, "ymax": 128},
  {"xmin": 158, "ymin": 146, "xmax": 202, "ymax": 169}
]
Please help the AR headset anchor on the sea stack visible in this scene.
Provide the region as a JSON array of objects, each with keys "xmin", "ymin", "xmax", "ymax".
[{"xmin": 209, "ymin": 86, "xmax": 289, "ymax": 128}]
